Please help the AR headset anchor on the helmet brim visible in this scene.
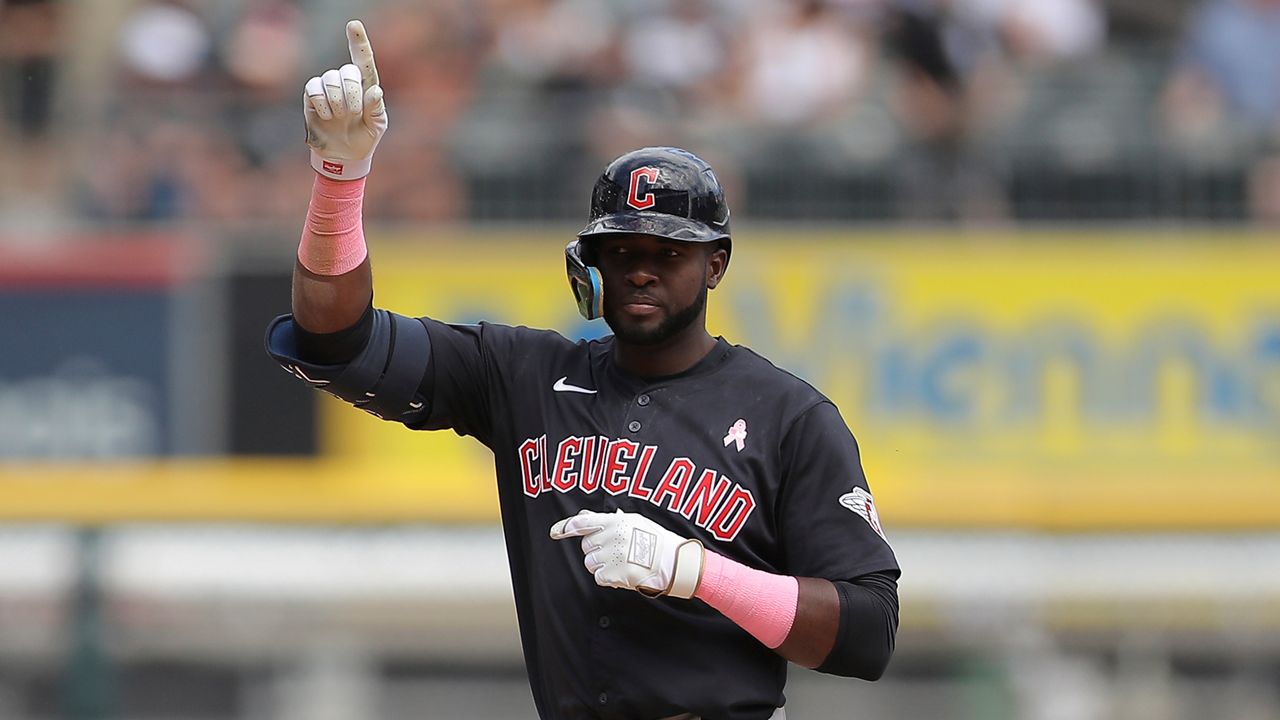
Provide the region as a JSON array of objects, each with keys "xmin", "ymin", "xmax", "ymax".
[{"xmin": 577, "ymin": 211, "xmax": 728, "ymax": 244}]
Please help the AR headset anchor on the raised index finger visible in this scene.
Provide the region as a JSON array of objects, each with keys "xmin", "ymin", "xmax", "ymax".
[{"xmin": 346, "ymin": 20, "xmax": 380, "ymax": 90}]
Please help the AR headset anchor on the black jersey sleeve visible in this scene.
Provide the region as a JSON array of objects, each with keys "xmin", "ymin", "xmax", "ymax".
[
  {"xmin": 410, "ymin": 318, "xmax": 497, "ymax": 443},
  {"xmin": 410, "ymin": 318, "xmax": 570, "ymax": 447},
  {"xmin": 776, "ymin": 401, "xmax": 899, "ymax": 581},
  {"xmin": 818, "ymin": 570, "xmax": 899, "ymax": 679}
]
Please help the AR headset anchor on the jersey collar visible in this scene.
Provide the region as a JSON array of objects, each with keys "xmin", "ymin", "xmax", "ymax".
[{"xmin": 599, "ymin": 336, "xmax": 733, "ymax": 392}]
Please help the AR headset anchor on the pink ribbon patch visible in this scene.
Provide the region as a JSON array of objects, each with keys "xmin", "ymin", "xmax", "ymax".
[{"xmin": 723, "ymin": 419, "xmax": 747, "ymax": 452}]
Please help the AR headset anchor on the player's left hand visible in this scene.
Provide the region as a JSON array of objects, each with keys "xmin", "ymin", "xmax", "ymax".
[
  {"xmin": 550, "ymin": 509, "xmax": 705, "ymax": 599},
  {"xmin": 303, "ymin": 20, "xmax": 387, "ymax": 180}
]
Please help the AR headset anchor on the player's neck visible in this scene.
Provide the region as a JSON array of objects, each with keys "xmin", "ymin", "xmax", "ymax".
[{"xmin": 612, "ymin": 328, "xmax": 718, "ymax": 380}]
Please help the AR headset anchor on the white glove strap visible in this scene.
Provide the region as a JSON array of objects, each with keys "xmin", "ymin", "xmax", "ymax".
[
  {"xmin": 311, "ymin": 149, "xmax": 374, "ymax": 181},
  {"xmin": 667, "ymin": 539, "xmax": 705, "ymax": 599}
]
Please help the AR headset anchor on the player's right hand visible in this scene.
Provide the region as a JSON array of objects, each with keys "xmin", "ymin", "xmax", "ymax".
[
  {"xmin": 303, "ymin": 20, "xmax": 387, "ymax": 180},
  {"xmin": 550, "ymin": 509, "xmax": 705, "ymax": 600}
]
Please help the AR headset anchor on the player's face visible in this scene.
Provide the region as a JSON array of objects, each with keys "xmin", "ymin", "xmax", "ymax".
[{"xmin": 594, "ymin": 234, "xmax": 726, "ymax": 347}]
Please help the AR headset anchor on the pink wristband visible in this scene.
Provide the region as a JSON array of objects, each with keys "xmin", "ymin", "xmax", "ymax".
[
  {"xmin": 297, "ymin": 175, "xmax": 369, "ymax": 276},
  {"xmin": 695, "ymin": 551, "xmax": 799, "ymax": 649}
]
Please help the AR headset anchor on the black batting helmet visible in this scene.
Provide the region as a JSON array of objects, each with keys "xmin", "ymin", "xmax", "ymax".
[{"xmin": 566, "ymin": 147, "xmax": 731, "ymax": 320}]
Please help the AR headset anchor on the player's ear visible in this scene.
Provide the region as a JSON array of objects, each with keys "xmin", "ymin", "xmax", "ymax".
[{"xmin": 706, "ymin": 245, "xmax": 728, "ymax": 289}]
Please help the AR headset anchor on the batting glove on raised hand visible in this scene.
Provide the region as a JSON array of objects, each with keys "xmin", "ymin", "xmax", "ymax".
[
  {"xmin": 550, "ymin": 509, "xmax": 705, "ymax": 599},
  {"xmin": 303, "ymin": 20, "xmax": 387, "ymax": 180}
]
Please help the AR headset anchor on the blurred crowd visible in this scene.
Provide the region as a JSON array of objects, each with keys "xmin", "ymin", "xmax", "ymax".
[{"xmin": 3, "ymin": 0, "xmax": 1280, "ymax": 228}]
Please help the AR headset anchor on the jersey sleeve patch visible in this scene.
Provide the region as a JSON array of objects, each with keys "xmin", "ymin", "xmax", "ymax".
[{"xmin": 838, "ymin": 487, "xmax": 886, "ymax": 540}]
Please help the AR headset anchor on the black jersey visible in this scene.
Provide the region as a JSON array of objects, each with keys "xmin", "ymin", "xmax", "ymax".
[{"xmin": 271, "ymin": 316, "xmax": 899, "ymax": 720}]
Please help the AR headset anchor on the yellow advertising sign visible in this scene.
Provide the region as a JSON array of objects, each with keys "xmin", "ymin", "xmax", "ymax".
[
  {"xmin": 319, "ymin": 230, "xmax": 1280, "ymax": 529},
  {"xmin": 2, "ymin": 230, "xmax": 1277, "ymax": 528}
]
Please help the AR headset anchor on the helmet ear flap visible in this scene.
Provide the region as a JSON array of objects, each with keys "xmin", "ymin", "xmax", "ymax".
[{"xmin": 565, "ymin": 240, "xmax": 604, "ymax": 320}]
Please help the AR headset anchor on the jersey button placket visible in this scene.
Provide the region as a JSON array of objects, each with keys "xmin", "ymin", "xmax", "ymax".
[
  {"xmin": 588, "ymin": 593, "xmax": 615, "ymax": 716},
  {"xmin": 625, "ymin": 391, "xmax": 654, "ymax": 435}
]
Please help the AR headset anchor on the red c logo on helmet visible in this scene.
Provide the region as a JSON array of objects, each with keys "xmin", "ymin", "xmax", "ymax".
[{"xmin": 627, "ymin": 167, "xmax": 659, "ymax": 210}]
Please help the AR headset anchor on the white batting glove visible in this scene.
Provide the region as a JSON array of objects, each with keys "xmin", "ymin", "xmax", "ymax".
[
  {"xmin": 550, "ymin": 509, "xmax": 705, "ymax": 599},
  {"xmin": 303, "ymin": 20, "xmax": 387, "ymax": 180}
]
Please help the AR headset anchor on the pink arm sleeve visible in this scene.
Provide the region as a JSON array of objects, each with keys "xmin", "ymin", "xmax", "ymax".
[
  {"xmin": 297, "ymin": 175, "xmax": 368, "ymax": 276},
  {"xmin": 694, "ymin": 551, "xmax": 799, "ymax": 649}
]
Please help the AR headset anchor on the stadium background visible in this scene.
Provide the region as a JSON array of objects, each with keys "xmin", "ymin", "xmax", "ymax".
[{"xmin": 1, "ymin": 0, "xmax": 1279, "ymax": 718}]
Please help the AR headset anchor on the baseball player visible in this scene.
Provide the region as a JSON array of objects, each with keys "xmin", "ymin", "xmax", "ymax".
[{"xmin": 266, "ymin": 21, "xmax": 900, "ymax": 720}]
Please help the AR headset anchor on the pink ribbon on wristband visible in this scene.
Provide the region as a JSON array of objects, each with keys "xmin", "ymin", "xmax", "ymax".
[
  {"xmin": 297, "ymin": 175, "xmax": 368, "ymax": 276},
  {"xmin": 695, "ymin": 551, "xmax": 799, "ymax": 649}
]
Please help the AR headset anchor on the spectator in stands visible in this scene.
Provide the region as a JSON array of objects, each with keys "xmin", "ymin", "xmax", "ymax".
[
  {"xmin": 0, "ymin": 0, "xmax": 66, "ymax": 222},
  {"xmin": 217, "ymin": 0, "xmax": 305, "ymax": 162},
  {"xmin": 573, "ymin": 0, "xmax": 742, "ymax": 213},
  {"xmin": 950, "ymin": 0, "xmax": 1106, "ymax": 66},
  {"xmin": 701, "ymin": 0, "xmax": 875, "ymax": 215},
  {"xmin": 0, "ymin": 0, "xmax": 63, "ymax": 139},
  {"xmin": 735, "ymin": 0, "xmax": 872, "ymax": 130},
  {"xmin": 489, "ymin": 0, "xmax": 617, "ymax": 101},
  {"xmin": 617, "ymin": 0, "xmax": 736, "ymax": 116},
  {"xmin": 115, "ymin": 0, "xmax": 214, "ymax": 89},
  {"xmin": 1248, "ymin": 152, "xmax": 1280, "ymax": 224},
  {"xmin": 76, "ymin": 1, "xmax": 225, "ymax": 221},
  {"xmin": 1161, "ymin": 0, "xmax": 1280, "ymax": 222},
  {"xmin": 884, "ymin": 7, "xmax": 1010, "ymax": 222},
  {"xmin": 1163, "ymin": 0, "xmax": 1280, "ymax": 138}
]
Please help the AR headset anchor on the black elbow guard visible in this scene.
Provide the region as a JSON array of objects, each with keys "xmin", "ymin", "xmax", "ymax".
[
  {"xmin": 265, "ymin": 310, "xmax": 432, "ymax": 422},
  {"xmin": 816, "ymin": 571, "xmax": 900, "ymax": 680}
]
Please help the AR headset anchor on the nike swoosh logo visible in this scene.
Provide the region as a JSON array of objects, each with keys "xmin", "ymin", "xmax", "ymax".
[{"xmin": 553, "ymin": 376, "xmax": 597, "ymax": 394}]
